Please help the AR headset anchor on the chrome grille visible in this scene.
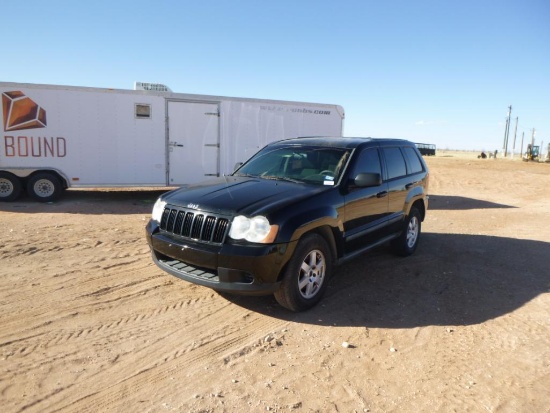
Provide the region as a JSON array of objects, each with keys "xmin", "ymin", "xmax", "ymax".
[{"xmin": 160, "ymin": 206, "xmax": 230, "ymax": 244}]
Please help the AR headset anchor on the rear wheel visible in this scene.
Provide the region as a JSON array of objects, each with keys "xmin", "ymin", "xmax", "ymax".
[
  {"xmin": 0, "ymin": 172, "xmax": 22, "ymax": 202},
  {"xmin": 274, "ymin": 233, "xmax": 332, "ymax": 312},
  {"xmin": 27, "ymin": 172, "xmax": 63, "ymax": 202},
  {"xmin": 392, "ymin": 206, "xmax": 421, "ymax": 256}
]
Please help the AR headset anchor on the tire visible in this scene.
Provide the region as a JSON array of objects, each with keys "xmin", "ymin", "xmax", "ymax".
[
  {"xmin": 274, "ymin": 233, "xmax": 332, "ymax": 312},
  {"xmin": 392, "ymin": 206, "xmax": 421, "ymax": 256},
  {"xmin": 27, "ymin": 172, "xmax": 63, "ymax": 202},
  {"xmin": 0, "ymin": 172, "xmax": 22, "ymax": 202}
]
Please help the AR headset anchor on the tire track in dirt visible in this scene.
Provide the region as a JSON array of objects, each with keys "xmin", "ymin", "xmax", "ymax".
[
  {"xmin": 10, "ymin": 295, "xmax": 288, "ymax": 413},
  {"xmin": 1, "ymin": 270, "xmax": 163, "ymax": 334},
  {"xmin": 0, "ymin": 226, "xmax": 147, "ymax": 260},
  {"xmin": 2, "ymin": 276, "xmax": 272, "ymax": 366},
  {"xmin": 76, "ymin": 319, "xmax": 287, "ymax": 413},
  {"xmin": 0, "ymin": 264, "xmax": 162, "ymax": 340},
  {"xmin": 1, "ymin": 282, "xmax": 221, "ymax": 406}
]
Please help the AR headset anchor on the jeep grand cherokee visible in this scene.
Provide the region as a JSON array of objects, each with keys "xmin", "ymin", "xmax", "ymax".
[{"xmin": 145, "ymin": 137, "xmax": 429, "ymax": 311}]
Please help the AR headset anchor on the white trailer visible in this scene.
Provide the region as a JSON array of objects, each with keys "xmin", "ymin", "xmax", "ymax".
[{"xmin": 0, "ymin": 82, "xmax": 344, "ymax": 201}]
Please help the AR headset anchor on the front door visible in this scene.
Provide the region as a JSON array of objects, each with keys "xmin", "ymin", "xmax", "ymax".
[
  {"xmin": 167, "ymin": 101, "xmax": 219, "ymax": 185},
  {"xmin": 343, "ymin": 147, "xmax": 389, "ymax": 253}
]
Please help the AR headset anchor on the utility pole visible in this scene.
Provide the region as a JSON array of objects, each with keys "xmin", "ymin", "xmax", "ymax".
[
  {"xmin": 520, "ymin": 131, "xmax": 525, "ymax": 158},
  {"xmin": 503, "ymin": 105, "xmax": 512, "ymax": 157},
  {"xmin": 511, "ymin": 117, "xmax": 518, "ymax": 159},
  {"xmin": 502, "ymin": 118, "xmax": 509, "ymax": 158}
]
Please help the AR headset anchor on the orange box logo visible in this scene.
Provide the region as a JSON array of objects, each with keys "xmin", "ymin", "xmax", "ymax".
[{"xmin": 2, "ymin": 91, "xmax": 47, "ymax": 132}]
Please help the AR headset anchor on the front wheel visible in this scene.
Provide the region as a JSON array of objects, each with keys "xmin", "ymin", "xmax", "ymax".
[
  {"xmin": 274, "ymin": 233, "xmax": 332, "ymax": 312},
  {"xmin": 391, "ymin": 207, "xmax": 421, "ymax": 256},
  {"xmin": 27, "ymin": 172, "xmax": 63, "ymax": 202}
]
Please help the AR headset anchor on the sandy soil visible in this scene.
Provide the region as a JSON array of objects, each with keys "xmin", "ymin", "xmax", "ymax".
[{"xmin": 1, "ymin": 154, "xmax": 549, "ymax": 413}]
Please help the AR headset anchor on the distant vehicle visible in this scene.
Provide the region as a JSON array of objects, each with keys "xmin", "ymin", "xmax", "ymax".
[
  {"xmin": 523, "ymin": 144, "xmax": 540, "ymax": 162},
  {"xmin": 146, "ymin": 137, "xmax": 430, "ymax": 311},
  {"xmin": 415, "ymin": 143, "xmax": 436, "ymax": 156},
  {"xmin": 0, "ymin": 82, "xmax": 344, "ymax": 202}
]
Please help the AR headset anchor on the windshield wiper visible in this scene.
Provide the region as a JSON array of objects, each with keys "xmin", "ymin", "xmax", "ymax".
[
  {"xmin": 233, "ymin": 173, "xmax": 258, "ymax": 178},
  {"xmin": 262, "ymin": 176, "xmax": 302, "ymax": 184},
  {"xmin": 236, "ymin": 173, "xmax": 302, "ymax": 184}
]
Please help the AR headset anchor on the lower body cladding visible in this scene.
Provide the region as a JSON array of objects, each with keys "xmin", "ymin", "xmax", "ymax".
[{"xmin": 145, "ymin": 221, "xmax": 296, "ymax": 295}]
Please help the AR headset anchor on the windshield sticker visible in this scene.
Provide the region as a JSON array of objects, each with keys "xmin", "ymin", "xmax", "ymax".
[{"xmin": 323, "ymin": 180, "xmax": 335, "ymax": 186}]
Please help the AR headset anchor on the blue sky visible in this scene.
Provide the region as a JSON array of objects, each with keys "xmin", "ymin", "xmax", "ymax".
[{"xmin": 2, "ymin": 0, "xmax": 549, "ymax": 151}]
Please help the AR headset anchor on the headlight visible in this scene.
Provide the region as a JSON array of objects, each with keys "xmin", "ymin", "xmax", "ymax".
[
  {"xmin": 229, "ymin": 215, "xmax": 278, "ymax": 243},
  {"xmin": 151, "ymin": 199, "xmax": 167, "ymax": 223}
]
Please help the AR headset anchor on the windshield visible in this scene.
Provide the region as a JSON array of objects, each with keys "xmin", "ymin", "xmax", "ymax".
[{"xmin": 233, "ymin": 145, "xmax": 351, "ymax": 186}]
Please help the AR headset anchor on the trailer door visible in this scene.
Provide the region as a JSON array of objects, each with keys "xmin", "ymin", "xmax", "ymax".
[{"xmin": 167, "ymin": 101, "xmax": 220, "ymax": 185}]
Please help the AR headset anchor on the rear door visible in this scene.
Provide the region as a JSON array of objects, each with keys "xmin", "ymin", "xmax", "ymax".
[
  {"xmin": 167, "ymin": 101, "xmax": 220, "ymax": 185},
  {"xmin": 380, "ymin": 146, "xmax": 409, "ymax": 232}
]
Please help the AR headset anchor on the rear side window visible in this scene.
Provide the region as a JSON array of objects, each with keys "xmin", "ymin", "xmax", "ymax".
[
  {"xmin": 383, "ymin": 147, "xmax": 407, "ymax": 179},
  {"xmin": 403, "ymin": 147, "xmax": 424, "ymax": 174}
]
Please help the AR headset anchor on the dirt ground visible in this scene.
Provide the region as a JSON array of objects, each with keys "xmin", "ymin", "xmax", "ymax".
[{"xmin": 1, "ymin": 153, "xmax": 549, "ymax": 413}]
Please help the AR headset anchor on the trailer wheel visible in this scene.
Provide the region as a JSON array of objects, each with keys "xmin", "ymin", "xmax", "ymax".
[
  {"xmin": 27, "ymin": 172, "xmax": 63, "ymax": 202},
  {"xmin": 0, "ymin": 172, "xmax": 23, "ymax": 202}
]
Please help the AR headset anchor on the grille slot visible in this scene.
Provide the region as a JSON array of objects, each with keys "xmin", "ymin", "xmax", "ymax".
[{"xmin": 160, "ymin": 206, "xmax": 230, "ymax": 244}]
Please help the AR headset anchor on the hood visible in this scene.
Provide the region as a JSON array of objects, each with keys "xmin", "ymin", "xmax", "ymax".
[{"xmin": 162, "ymin": 176, "xmax": 329, "ymax": 216}]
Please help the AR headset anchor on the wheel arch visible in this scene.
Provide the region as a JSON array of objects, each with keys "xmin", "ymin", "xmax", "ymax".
[
  {"xmin": 411, "ymin": 198, "xmax": 426, "ymax": 221},
  {"xmin": 275, "ymin": 225, "xmax": 339, "ymax": 283},
  {"xmin": 27, "ymin": 169, "xmax": 69, "ymax": 189}
]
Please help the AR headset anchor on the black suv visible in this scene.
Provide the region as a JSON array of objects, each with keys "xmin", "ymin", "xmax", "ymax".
[{"xmin": 145, "ymin": 137, "xmax": 429, "ymax": 311}]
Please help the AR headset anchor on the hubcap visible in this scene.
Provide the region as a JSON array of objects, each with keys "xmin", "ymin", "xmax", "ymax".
[
  {"xmin": 0, "ymin": 179, "xmax": 14, "ymax": 196},
  {"xmin": 406, "ymin": 216, "xmax": 419, "ymax": 248},
  {"xmin": 34, "ymin": 179, "xmax": 54, "ymax": 197},
  {"xmin": 297, "ymin": 249, "xmax": 326, "ymax": 299}
]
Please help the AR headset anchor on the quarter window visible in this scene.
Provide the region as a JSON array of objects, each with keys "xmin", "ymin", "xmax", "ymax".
[{"xmin": 403, "ymin": 147, "xmax": 424, "ymax": 174}]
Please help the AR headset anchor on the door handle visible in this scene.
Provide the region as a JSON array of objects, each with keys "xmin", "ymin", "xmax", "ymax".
[{"xmin": 376, "ymin": 191, "xmax": 388, "ymax": 198}]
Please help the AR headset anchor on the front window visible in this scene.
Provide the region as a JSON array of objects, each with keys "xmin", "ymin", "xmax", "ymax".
[
  {"xmin": 233, "ymin": 145, "xmax": 351, "ymax": 186},
  {"xmin": 349, "ymin": 148, "xmax": 382, "ymax": 178}
]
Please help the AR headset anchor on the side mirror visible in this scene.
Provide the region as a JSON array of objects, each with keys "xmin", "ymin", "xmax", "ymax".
[
  {"xmin": 354, "ymin": 172, "xmax": 382, "ymax": 188},
  {"xmin": 233, "ymin": 162, "xmax": 243, "ymax": 172}
]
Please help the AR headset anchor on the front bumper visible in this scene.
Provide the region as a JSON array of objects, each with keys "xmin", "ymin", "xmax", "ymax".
[{"xmin": 145, "ymin": 220, "xmax": 295, "ymax": 295}]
